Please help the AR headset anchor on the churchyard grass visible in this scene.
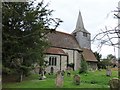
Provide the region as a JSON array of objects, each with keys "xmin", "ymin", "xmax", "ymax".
[{"xmin": 2, "ymin": 69, "xmax": 118, "ymax": 88}]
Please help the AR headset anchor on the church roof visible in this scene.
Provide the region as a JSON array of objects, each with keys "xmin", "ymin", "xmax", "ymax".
[
  {"xmin": 45, "ymin": 47, "xmax": 68, "ymax": 55},
  {"xmin": 46, "ymin": 31, "xmax": 82, "ymax": 51},
  {"xmin": 72, "ymin": 11, "xmax": 90, "ymax": 34},
  {"xmin": 82, "ymin": 48, "xmax": 98, "ymax": 62}
]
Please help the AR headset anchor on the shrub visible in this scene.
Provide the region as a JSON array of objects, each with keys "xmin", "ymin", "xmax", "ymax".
[{"xmin": 79, "ymin": 59, "xmax": 88, "ymax": 74}]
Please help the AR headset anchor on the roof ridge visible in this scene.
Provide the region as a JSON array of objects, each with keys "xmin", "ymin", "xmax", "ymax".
[
  {"xmin": 55, "ymin": 30, "xmax": 68, "ymax": 33},
  {"xmin": 82, "ymin": 48, "xmax": 91, "ymax": 50},
  {"xmin": 55, "ymin": 30, "xmax": 73, "ymax": 36}
]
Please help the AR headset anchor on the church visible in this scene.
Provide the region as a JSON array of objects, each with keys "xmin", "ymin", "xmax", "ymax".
[{"xmin": 44, "ymin": 11, "xmax": 98, "ymax": 73}]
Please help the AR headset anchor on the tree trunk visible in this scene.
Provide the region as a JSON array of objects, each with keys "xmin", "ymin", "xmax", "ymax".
[
  {"xmin": 18, "ymin": 72, "xmax": 23, "ymax": 82},
  {"xmin": 20, "ymin": 73, "xmax": 23, "ymax": 82}
]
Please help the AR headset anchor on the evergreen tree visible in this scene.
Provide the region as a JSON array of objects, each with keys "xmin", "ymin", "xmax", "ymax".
[
  {"xmin": 94, "ymin": 52, "xmax": 102, "ymax": 70},
  {"xmin": 2, "ymin": 0, "xmax": 62, "ymax": 82}
]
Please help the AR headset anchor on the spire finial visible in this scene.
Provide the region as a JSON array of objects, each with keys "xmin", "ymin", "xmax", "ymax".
[
  {"xmin": 72, "ymin": 11, "xmax": 89, "ymax": 34},
  {"xmin": 75, "ymin": 11, "xmax": 84, "ymax": 30}
]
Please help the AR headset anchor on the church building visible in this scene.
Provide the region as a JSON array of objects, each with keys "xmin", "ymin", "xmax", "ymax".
[{"xmin": 44, "ymin": 11, "xmax": 98, "ymax": 73}]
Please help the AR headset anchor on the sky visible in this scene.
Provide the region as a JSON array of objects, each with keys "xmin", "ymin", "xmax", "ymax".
[{"xmin": 37, "ymin": 0, "xmax": 119, "ymax": 58}]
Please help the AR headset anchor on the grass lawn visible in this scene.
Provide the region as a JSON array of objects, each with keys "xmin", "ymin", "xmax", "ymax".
[{"xmin": 2, "ymin": 69, "xmax": 118, "ymax": 88}]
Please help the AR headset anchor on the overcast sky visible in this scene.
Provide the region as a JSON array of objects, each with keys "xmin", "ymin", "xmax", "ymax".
[{"xmin": 37, "ymin": 0, "xmax": 119, "ymax": 58}]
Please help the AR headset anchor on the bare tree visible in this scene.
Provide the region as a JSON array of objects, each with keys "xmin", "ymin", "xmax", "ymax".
[
  {"xmin": 92, "ymin": 7, "xmax": 120, "ymax": 76},
  {"xmin": 92, "ymin": 7, "xmax": 120, "ymax": 53}
]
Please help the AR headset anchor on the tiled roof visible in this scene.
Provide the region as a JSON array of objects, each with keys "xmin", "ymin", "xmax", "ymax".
[
  {"xmin": 82, "ymin": 48, "xmax": 98, "ymax": 62},
  {"xmin": 46, "ymin": 31, "xmax": 82, "ymax": 51},
  {"xmin": 45, "ymin": 47, "xmax": 67, "ymax": 55}
]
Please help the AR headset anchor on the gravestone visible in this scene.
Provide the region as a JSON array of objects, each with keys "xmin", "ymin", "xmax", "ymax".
[
  {"xmin": 106, "ymin": 67, "xmax": 112, "ymax": 76},
  {"xmin": 109, "ymin": 78, "xmax": 120, "ymax": 90},
  {"xmin": 55, "ymin": 71, "xmax": 64, "ymax": 88},
  {"xmin": 73, "ymin": 74, "xmax": 80, "ymax": 85}
]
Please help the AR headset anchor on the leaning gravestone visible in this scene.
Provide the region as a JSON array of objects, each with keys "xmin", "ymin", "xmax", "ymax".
[
  {"xmin": 73, "ymin": 74, "xmax": 80, "ymax": 85},
  {"xmin": 106, "ymin": 67, "xmax": 112, "ymax": 76},
  {"xmin": 55, "ymin": 71, "xmax": 64, "ymax": 88},
  {"xmin": 109, "ymin": 78, "xmax": 120, "ymax": 90}
]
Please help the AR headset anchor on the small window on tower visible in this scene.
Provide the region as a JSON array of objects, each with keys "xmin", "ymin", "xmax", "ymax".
[{"xmin": 83, "ymin": 32, "xmax": 87, "ymax": 37}]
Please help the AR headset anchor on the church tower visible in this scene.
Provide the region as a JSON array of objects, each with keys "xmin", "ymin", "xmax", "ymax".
[{"xmin": 72, "ymin": 11, "xmax": 91, "ymax": 49}]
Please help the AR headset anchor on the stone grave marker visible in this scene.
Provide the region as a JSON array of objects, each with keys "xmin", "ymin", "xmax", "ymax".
[
  {"xmin": 73, "ymin": 74, "xmax": 80, "ymax": 85},
  {"xmin": 55, "ymin": 71, "xmax": 64, "ymax": 88},
  {"xmin": 109, "ymin": 78, "xmax": 120, "ymax": 90},
  {"xmin": 106, "ymin": 67, "xmax": 112, "ymax": 76}
]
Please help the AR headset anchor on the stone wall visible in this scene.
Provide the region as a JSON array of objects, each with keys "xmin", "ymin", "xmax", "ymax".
[
  {"xmin": 45, "ymin": 55, "xmax": 67, "ymax": 73},
  {"xmin": 63, "ymin": 49, "xmax": 81, "ymax": 70},
  {"xmin": 87, "ymin": 61, "xmax": 98, "ymax": 70},
  {"xmin": 62, "ymin": 49, "xmax": 74, "ymax": 64},
  {"xmin": 75, "ymin": 31, "xmax": 91, "ymax": 49},
  {"xmin": 44, "ymin": 48, "xmax": 82, "ymax": 73},
  {"xmin": 74, "ymin": 50, "xmax": 81, "ymax": 70}
]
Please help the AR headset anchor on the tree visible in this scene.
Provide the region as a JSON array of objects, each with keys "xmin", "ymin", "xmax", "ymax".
[
  {"xmin": 2, "ymin": 0, "xmax": 62, "ymax": 82},
  {"xmin": 92, "ymin": 3, "xmax": 120, "ymax": 76},
  {"xmin": 107, "ymin": 54, "xmax": 116, "ymax": 60},
  {"xmin": 92, "ymin": 6, "xmax": 120, "ymax": 52},
  {"xmin": 100, "ymin": 58, "xmax": 112, "ymax": 69},
  {"xmin": 92, "ymin": 5, "xmax": 120, "ymax": 76},
  {"xmin": 94, "ymin": 52, "xmax": 102, "ymax": 70},
  {"xmin": 99, "ymin": 54, "xmax": 117, "ymax": 69},
  {"xmin": 107, "ymin": 54, "xmax": 117, "ymax": 67}
]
